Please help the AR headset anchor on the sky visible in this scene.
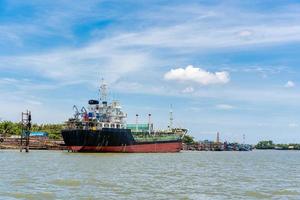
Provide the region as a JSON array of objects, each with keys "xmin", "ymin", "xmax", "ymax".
[{"xmin": 1, "ymin": 0, "xmax": 300, "ymax": 144}]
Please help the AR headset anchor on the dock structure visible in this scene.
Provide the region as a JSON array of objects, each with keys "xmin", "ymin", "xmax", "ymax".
[
  {"xmin": 20, "ymin": 111, "xmax": 31, "ymax": 152},
  {"xmin": 182, "ymin": 132, "xmax": 253, "ymax": 151}
]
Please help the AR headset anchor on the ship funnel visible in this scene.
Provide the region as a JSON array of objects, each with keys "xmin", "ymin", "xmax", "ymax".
[{"xmin": 88, "ymin": 100, "xmax": 99, "ymax": 105}]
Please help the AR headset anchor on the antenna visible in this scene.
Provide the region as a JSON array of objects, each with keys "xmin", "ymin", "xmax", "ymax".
[
  {"xmin": 100, "ymin": 78, "xmax": 107, "ymax": 102},
  {"xmin": 169, "ymin": 104, "xmax": 173, "ymax": 130}
]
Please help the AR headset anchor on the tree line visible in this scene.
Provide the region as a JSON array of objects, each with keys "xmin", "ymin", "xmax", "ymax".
[
  {"xmin": 0, "ymin": 121, "xmax": 63, "ymax": 139},
  {"xmin": 255, "ymin": 140, "xmax": 300, "ymax": 150}
]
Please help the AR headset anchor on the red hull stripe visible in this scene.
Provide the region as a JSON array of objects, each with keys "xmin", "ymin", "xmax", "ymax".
[{"xmin": 67, "ymin": 142, "xmax": 182, "ymax": 153}]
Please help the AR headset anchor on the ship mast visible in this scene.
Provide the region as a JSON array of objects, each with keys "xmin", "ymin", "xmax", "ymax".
[
  {"xmin": 99, "ymin": 78, "xmax": 107, "ymax": 102},
  {"xmin": 169, "ymin": 104, "xmax": 173, "ymax": 130}
]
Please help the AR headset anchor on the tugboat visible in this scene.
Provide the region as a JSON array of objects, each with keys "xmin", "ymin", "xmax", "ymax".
[{"xmin": 61, "ymin": 80, "xmax": 187, "ymax": 153}]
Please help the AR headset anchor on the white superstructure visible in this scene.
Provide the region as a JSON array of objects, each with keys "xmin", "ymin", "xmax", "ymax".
[{"xmin": 67, "ymin": 80, "xmax": 126, "ymax": 130}]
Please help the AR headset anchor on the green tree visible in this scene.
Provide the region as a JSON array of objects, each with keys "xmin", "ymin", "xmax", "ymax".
[
  {"xmin": 256, "ymin": 140, "xmax": 275, "ymax": 149},
  {"xmin": 0, "ymin": 121, "xmax": 21, "ymax": 136},
  {"xmin": 0, "ymin": 121, "xmax": 63, "ymax": 139},
  {"xmin": 182, "ymin": 135, "xmax": 196, "ymax": 145}
]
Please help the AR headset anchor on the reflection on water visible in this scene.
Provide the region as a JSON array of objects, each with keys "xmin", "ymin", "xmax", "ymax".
[{"xmin": 1, "ymin": 150, "xmax": 300, "ymax": 199}]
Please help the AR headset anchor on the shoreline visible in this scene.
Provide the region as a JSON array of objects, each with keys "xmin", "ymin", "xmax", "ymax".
[
  {"xmin": 0, "ymin": 137, "xmax": 67, "ymax": 150},
  {"xmin": 1, "ymin": 137, "xmax": 299, "ymax": 152}
]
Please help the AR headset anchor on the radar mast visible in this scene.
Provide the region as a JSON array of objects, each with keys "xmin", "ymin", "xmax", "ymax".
[{"xmin": 100, "ymin": 78, "xmax": 108, "ymax": 102}]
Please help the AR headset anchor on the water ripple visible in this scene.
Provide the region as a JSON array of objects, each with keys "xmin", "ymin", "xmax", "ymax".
[{"xmin": 1, "ymin": 150, "xmax": 300, "ymax": 199}]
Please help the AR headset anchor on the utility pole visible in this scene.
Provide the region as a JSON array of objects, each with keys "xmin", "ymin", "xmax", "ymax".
[{"xmin": 135, "ymin": 114, "xmax": 139, "ymax": 132}]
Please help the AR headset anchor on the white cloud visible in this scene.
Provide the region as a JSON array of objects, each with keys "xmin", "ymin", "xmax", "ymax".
[
  {"xmin": 182, "ymin": 87, "xmax": 194, "ymax": 93},
  {"xmin": 26, "ymin": 100, "xmax": 43, "ymax": 106},
  {"xmin": 216, "ymin": 104, "xmax": 235, "ymax": 110},
  {"xmin": 0, "ymin": 41, "xmax": 150, "ymax": 85},
  {"xmin": 164, "ymin": 65, "xmax": 230, "ymax": 85},
  {"xmin": 2, "ymin": 2, "xmax": 300, "ymax": 53},
  {"xmin": 288, "ymin": 123, "xmax": 298, "ymax": 128},
  {"xmin": 238, "ymin": 30, "xmax": 253, "ymax": 37},
  {"xmin": 285, "ymin": 81, "xmax": 295, "ymax": 88}
]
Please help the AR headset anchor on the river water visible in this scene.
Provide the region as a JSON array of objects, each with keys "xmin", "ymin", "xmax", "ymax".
[{"xmin": 0, "ymin": 150, "xmax": 300, "ymax": 200}]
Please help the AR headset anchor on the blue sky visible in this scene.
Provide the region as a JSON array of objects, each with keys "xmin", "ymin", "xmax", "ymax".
[{"xmin": 1, "ymin": 0, "xmax": 300, "ymax": 143}]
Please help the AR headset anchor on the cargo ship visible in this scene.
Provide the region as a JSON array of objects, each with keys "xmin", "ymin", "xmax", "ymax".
[{"xmin": 61, "ymin": 80, "xmax": 187, "ymax": 153}]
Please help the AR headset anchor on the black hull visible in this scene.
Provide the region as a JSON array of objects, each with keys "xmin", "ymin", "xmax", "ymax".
[
  {"xmin": 61, "ymin": 128, "xmax": 136, "ymax": 147},
  {"xmin": 61, "ymin": 128, "xmax": 181, "ymax": 147}
]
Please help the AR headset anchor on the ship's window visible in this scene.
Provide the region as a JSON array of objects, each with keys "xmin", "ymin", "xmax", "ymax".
[
  {"xmin": 99, "ymin": 123, "xmax": 102, "ymax": 128},
  {"xmin": 116, "ymin": 124, "xmax": 120, "ymax": 128},
  {"xmin": 111, "ymin": 124, "xmax": 115, "ymax": 128},
  {"xmin": 104, "ymin": 124, "xmax": 109, "ymax": 128}
]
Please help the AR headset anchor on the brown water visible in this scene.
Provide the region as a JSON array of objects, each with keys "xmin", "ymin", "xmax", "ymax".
[{"xmin": 0, "ymin": 150, "xmax": 300, "ymax": 199}]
